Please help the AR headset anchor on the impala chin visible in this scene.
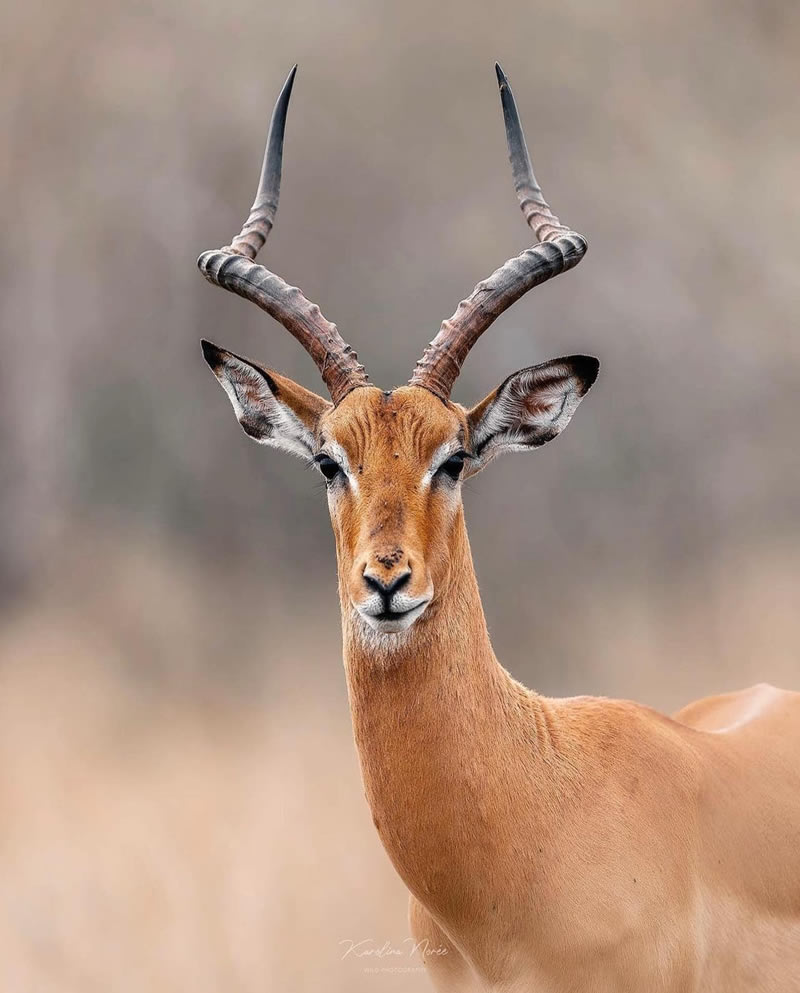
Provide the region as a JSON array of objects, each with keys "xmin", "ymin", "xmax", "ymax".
[{"xmin": 355, "ymin": 596, "xmax": 431, "ymax": 634}]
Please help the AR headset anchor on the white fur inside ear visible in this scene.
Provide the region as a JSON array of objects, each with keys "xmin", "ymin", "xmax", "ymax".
[
  {"xmin": 214, "ymin": 356, "xmax": 315, "ymax": 460},
  {"xmin": 468, "ymin": 359, "xmax": 594, "ymax": 472}
]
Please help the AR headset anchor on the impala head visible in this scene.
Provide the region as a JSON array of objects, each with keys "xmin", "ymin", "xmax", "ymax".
[{"xmin": 199, "ymin": 64, "xmax": 598, "ymax": 636}]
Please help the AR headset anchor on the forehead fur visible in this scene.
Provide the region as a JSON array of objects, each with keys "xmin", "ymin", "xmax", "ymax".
[{"xmin": 318, "ymin": 386, "xmax": 466, "ymax": 461}]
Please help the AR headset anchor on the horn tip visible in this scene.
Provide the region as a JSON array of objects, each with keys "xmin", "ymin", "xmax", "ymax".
[
  {"xmin": 281, "ymin": 64, "xmax": 298, "ymax": 98},
  {"xmin": 495, "ymin": 62, "xmax": 508, "ymax": 87}
]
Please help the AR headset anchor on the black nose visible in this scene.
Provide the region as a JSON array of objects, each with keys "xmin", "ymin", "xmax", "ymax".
[{"xmin": 363, "ymin": 570, "xmax": 411, "ymax": 600}]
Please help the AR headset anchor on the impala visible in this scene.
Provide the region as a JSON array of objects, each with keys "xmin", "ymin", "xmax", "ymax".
[{"xmin": 198, "ymin": 65, "xmax": 800, "ymax": 992}]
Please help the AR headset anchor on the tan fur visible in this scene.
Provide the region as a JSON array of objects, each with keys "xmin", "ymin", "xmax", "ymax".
[
  {"xmin": 310, "ymin": 386, "xmax": 800, "ymax": 993},
  {"xmin": 199, "ymin": 63, "xmax": 799, "ymax": 988}
]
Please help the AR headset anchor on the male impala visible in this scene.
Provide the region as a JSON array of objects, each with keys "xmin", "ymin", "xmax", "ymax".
[{"xmin": 198, "ymin": 65, "xmax": 800, "ymax": 992}]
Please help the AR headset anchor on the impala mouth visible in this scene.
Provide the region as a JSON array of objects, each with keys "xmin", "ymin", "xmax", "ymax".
[{"xmin": 356, "ymin": 599, "xmax": 430, "ymax": 634}]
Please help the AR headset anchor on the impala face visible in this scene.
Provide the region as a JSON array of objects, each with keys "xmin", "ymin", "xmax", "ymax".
[
  {"xmin": 318, "ymin": 386, "xmax": 467, "ymax": 634},
  {"xmin": 198, "ymin": 64, "xmax": 598, "ymax": 636}
]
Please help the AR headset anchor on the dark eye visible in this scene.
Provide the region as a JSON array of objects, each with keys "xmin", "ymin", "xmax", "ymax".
[
  {"xmin": 315, "ymin": 455, "xmax": 342, "ymax": 482},
  {"xmin": 437, "ymin": 452, "xmax": 466, "ymax": 481}
]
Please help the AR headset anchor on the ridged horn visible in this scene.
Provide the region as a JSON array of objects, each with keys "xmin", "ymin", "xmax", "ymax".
[
  {"xmin": 409, "ymin": 63, "xmax": 587, "ymax": 400},
  {"xmin": 197, "ymin": 66, "xmax": 370, "ymax": 405}
]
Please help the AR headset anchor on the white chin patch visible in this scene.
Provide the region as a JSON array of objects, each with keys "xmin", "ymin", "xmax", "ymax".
[{"xmin": 356, "ymin": 600, "xmax": 429, "ymax": 634}]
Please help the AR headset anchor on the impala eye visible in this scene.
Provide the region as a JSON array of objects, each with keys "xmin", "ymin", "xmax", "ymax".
[
  {"xmin": 437, "ymin": 452, "xmax": 467, "ymax": 481},
  {"xmin": 315, "ymin": 455, "xmax": 342, "ymax": 482}
]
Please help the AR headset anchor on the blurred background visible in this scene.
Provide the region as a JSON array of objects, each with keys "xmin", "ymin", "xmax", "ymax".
[{"xmin": 1, "ymin": 0, "xmax": 799, "ymax": 988}]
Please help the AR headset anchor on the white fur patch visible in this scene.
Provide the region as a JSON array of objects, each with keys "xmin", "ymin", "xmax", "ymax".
[
  {"xmin": 349, "ymin": 607, "xmax": 416, "ymax": 660},
  {"xmin": 421, "ymin": 441, "xmax": 463, "ymax": 490},
  {"xmin": 325, "ymin": 440, "xmax": 359, "ymax": 495}
]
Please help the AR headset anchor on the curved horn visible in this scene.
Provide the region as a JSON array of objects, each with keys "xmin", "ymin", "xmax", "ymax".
[
  {"xmin": 409, "ymin": 63, "xmax": 587, "ymax": 400},
  {"xmin": 197, "ymin": 66, "xmax": 370, "ymax": 406}
]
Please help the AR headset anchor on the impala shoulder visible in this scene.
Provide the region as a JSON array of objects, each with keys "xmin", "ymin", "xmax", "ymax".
[{"xmin": 551, "ymin": 694, "xmax": 703, "ymax": 794}]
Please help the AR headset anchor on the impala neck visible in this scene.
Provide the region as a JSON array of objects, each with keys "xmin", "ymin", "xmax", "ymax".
[{"xmin": 339, "ymin": 508, "xmax": 553, "ymax": 923}]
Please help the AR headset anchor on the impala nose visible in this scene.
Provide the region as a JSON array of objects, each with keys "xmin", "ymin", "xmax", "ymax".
[
  {"xmin": 363, "ymin": 568, "xmax": 412, "ymax": 601},
  {"xmin": 356, "ymin": 553, "xmax": 431, "ymax": 632}
]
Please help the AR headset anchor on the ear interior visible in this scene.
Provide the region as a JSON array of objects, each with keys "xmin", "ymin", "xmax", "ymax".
[
  {"xmin": 201, "ymin": 339, "xmax": 331, "ymax": 459},
  {"xmin": 465, "ymin": 355, "xmax": 599, "ymax": 475}
]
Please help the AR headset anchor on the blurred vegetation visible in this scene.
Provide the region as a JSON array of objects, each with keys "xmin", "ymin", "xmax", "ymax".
[{"xmin": 1, "ymin": 0, "xmax": 799, "ymax": 987}]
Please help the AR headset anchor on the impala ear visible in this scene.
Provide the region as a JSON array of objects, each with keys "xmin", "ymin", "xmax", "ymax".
[
  {"xmin": 201, "ymin": 340, "xmax": 331, "ymax": 459},
  {"xmin": 464, "ymin": 356, "xmax": 599, "ymax": 477}
]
